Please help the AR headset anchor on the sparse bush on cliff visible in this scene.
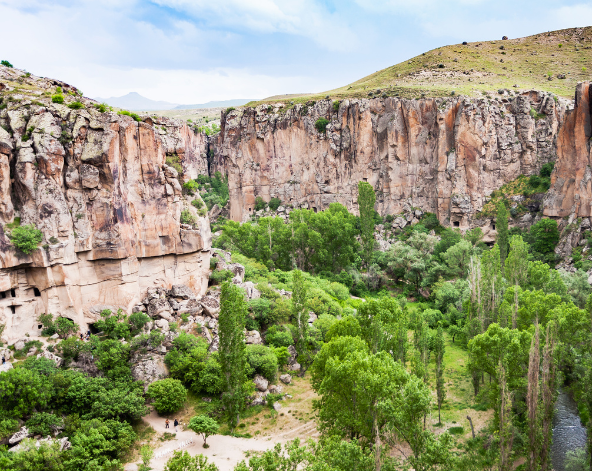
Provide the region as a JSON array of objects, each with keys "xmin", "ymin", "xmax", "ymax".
[
  {"xmin": 183, "ymin": 180, "xmax": 200, "ymax": 195},
  {"xmin": 8, "ymin": 224, "xmax": 43, "ymax": 254},
  {"xmin": 166, "ymin": 154, "xmax": 183, "ymax": 174},
  {"xmin": 209, "ymin": 269, "xmax": 233, "ymax": 285},
  {"xmin": 118, "ymin": 110, "xmax": 142, "ymax": 122},
  {"xmin": 180, "ymin": 209, "xmax": 197, "ymax": 226},
  {"xmin": 332, "ymin": 101, "xmax": 340, "ymax": 112},
  {"xmin": 51, "ymin": 94, "xmax": 64, "ymax": 104},
  {"xmin": 68, "ymin": 101, "xmax": 84, "ymax": 110},
  {"xmin": 315, "ymin": 117, "xmax": 329, "ymax": 133},
  {"xmin": 94, "ymin": 103, "xmax": 108, "ymax": 113},
  {"xmin": 1, "ymin": 60, "xmax": 13, "ymax": 68},
  {"xmin": 226, "ymin": 107, "xmax": 235, "ymax": 113},
  {"xmin": 540, "ymin": 162, "xmax": 554, "ymax": 177}
]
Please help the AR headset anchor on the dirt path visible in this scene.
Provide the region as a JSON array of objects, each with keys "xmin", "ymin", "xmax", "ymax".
[{"xmin": 124, "ymin": 410, "xmax": 286, "ymax": 471}]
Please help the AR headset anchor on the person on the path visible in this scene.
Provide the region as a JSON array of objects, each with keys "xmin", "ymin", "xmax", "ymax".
[
  {"xmin": 174, "ymin": 419, "xmax": 179, "ymax": 433},
  {"xmin": 80, "ymin": 333, "xmax": 84, "ymax": 341},
  {"xmin": 165, "ymin": 419, "xmax": 170, "ymax": 429}
]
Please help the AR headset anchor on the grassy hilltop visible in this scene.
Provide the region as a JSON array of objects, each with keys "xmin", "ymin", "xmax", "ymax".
[{"xmin": 251, "ymin": 26, "xmax": 592, "ymax": 106}]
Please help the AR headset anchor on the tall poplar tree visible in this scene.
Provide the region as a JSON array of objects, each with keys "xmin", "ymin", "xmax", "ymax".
[
  {"xmin": 219, "ymin": 282, "xmax": 248, "ymax": 430},
  {"xmin": 358, "ymin": 181, "xmax": 376, "ymax": 269},
  {"xmin": 292, "ymin": 270, "xmax": 311, "ymax": 376},
  {"xmin": 496, "ymin": 202, "xmax": 509, "ymax": 265},
  {"xmin": 434, "ymin": 326, "xmax": 446, "ymax": 424}
]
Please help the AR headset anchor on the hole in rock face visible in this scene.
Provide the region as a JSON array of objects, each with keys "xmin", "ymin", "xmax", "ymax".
[
  {"xmin": 33, "ymin": 288, "xmax": 41, "ymax": 297},
  {"xmin": 38, "ymin": 324, "xmax": 43, "ymax": 329},
  {"xmin": 10, "ymin": 306, "xmax": 15, "ymax": 314},
  {"xmin": 492, "ymin": 224, "xmax": 496, "ymax": 230},
  {"xmin": 88, "ymin": 323, "xmax": 100, "ymax": 334},
  {"xmin": 10, "ymin": 289, "xmax": 15, "ymax": 297},
  {"xmin": 453, "ymin": 221, "xmax": 460, "ymax": 227},
  {"xmin": 0, "ymin": 292, "xmax": 5, "ymax": 299}
]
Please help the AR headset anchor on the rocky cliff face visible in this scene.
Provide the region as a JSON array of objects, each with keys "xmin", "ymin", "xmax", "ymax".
[
  {"xmin": 0, "ymin": 67, "xmax": 210, "ymax": 344},
  {"xmin": 213, "ymin": 89, "xmax": 572, "ymax": 236}
]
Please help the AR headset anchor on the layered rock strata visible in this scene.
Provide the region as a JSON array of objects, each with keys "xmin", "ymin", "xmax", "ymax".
[{"xmin": 0, "ymin": 67, "xmax": 211, "ymax": 344}]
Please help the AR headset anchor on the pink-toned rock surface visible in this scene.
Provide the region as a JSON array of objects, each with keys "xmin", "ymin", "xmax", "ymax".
[
  {"xmin": 0, "ymin": 67, "xmax": 211, "ymax": 343},
  {"xmin": 213, "ymin": 90, "xmax": 569, "ymax": 228}
]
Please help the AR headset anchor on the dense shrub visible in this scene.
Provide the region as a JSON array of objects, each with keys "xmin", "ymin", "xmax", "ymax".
[
  {"xmin": 540, "ymin": 162, "xmax": 554, "ymax": 178},
  {"xmin": 147, "ymin": 378, "xmax": 187, "ymax": 414},
  {"xmin": 8, "ymin": 224, "xmax": 43, "ymax": 254},
  {"xmin": 269, "ymin": 197, "xmax": 282, "ymax": 211},
  {"xmin": 315, "ymin": 118, "xmax": 329, "ymax": 133},
  {"xmin": 94, "ymin": 103, "xmax": 108, "ymax": 113},
  {"xmin": 68, "ymin": 101, "xmax": 84, "ymax": 109},
  {"xmin": 183, "ymin": 180, "xmax": 200, "ymax": 195},
  {"xmin": 1, "ymin": 60, "xmax": 13, "ymax": 68},
  {"xmin": 265, "ymin": 325, "xmax": 294, "ymax": 347},
  {"xmin": 254, "ymin": 196, "xmax": 267, "ymax": 211},
  {"xmin": 51, "ymin": 94, "xmax": 64, "ymax": 104},
  {"xmin": 246, "ymin": 345, "xmax": 278, "ymax": 381},
  {"xmin": 128, "ymin": 311, "xmax": 150, "ymax": 332},
  {"xmin": 118, "ymin": 110, "xmax": 142, "ymax": 122}
]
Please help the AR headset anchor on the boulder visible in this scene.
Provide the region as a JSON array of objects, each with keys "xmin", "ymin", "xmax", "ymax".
[
  {"xmin": 273, "ymin": 402, "xmax": 282, "ymax": 412},
  {"xmin": 9, "ymin": 427, "xmax": 30, "ymax": 445},
  {"xmin": 80, "ymin": 164, "xmax": 100, "ymax": 189},
  {"xmin": 239, "ymin": 281, "xmax": 260, "ymax": 300},
  {"xmin": 171, "ymin": 284, "xmax": 195, "ymax": 300},
  {"xmin": 287, "ymin": 345, "xmax": 297, "ymax": 365},
  {"xmin": 131, "ymin": 354, "xmax": 168, "ymax": 389},
  {"xmin": 250, "ymin": 391, "xmax": 268, "ymax": 406},
  {"xmin": 269, "ymin": 384, "xmax": 283, "ymax": 394},
  {"xmin": 200, "ymin": 296, "xmax": 220, "ymax": 317},
  {"xmin": 245, "ymin": 330, "xmax": 262, "ymax": 345},
  {"xmin": 14, "ymin": 340, "xmax": 25, "ymax": 351},
  {"xmin": 147, "ymin": 298, "xmax": 173, "ymax": 320},
  {"xmin": 154, "ymin": 319, "xmax": 170, "ymax": 332},
  {"xmin": 280, "ymin": 374, "xmax": 292, "ymax": 384},
  {"xmin": 289, "ymin": 363, "xmax": 301, "ymax": 371},
  {"xmin": 36, "ymin": 351, "xmax": 63, "ymax": 367},
  {"xmin": 254, "ymin": 374, "xmax": 269, "ymax": 392}
]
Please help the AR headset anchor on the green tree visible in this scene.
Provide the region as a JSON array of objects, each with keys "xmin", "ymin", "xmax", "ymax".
[
  {"xmin": 55, "ymin": 316, "xmax": 78, "ymax": 339},
  {"xmin": 505, "ymin": 235, "xmax": 530, "ymax": 288},
  {"xmin": 164, "ymin": 451, "xmax": 218, "ymax": 471},
  {"xmin": 292, "ymin": 270, "xmax": 311, "ymax": 376},
  {"xmin": 442, "ymin": 239, "xmax": 474, "ymax": 278},
  {"xmin": 139, "ymin": 445, "xmax": 154, "ymax": 471},
  {"xmin": 529, "ymin": 218, "xmax": 560, "ymax": 255},
  {"xmin": 434, "ymin": 326, "xmax": 446, "ymax": 424},
  {"xmin": 0, "ymin": 368, "xmax": 51, "ymax": 416},
  {"xmin": 7, "ymin": 224, "xmax": 43, "ymax": 254},
  {"xmin": 358, "ymin": 181, "xmax": 376, "ymax": 268},
  {"xmin": 188, "ymin": 415, "xmax": 219, "ymax": 447},
  {"xmin": 496, "ymin": 202, "xmax": 509, "ymax": 264},
  {"xmin": 387, "ymin": 233, "xmax": 437, "ymax": 293},
  {"xmin": 219, "ymin": 282, "xmax": 248, "ymax": 430},
  {"xmin": 147, "ymin": 378, "xmax": 187, "ymax": 414}
]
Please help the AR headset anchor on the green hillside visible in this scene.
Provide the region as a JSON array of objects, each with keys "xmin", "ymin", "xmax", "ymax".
[{"xmin": 252, "ymin": 26, "xmax": 592, "ymax": 106}]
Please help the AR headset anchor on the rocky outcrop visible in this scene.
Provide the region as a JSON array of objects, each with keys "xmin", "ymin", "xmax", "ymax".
[
  {"xmin": 0, "ymin": 66, "xmax": 211, "ymax": 344},
  {"xmin": 213, "ymin": 90, "xmax": 569, "ymax": 228}
]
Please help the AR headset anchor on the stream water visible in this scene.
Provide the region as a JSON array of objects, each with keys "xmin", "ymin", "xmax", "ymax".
[{"xmin": 551, "ymin": 389, "xmax": 587, "ymax": 471}]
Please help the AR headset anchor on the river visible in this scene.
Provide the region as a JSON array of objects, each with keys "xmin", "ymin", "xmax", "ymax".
[{"xmin": 552, "ymin": 389, "xmax": 588, "ymax": 471}]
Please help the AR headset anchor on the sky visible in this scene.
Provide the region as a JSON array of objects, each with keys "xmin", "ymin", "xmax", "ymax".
[{"xmin": 1, "ymin": 0, "xmax": 591, "ymax": 104}]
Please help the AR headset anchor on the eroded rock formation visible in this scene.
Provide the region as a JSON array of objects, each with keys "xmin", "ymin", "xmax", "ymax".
[
  {"xmin": 213, "ymin": 89, "xmax": 570, "ymax": 232},
  {"xmin": 0, "ymin": 68, "xmax": 211, "ymax": 344}
]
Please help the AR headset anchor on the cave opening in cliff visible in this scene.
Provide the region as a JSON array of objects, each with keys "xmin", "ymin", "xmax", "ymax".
[
  {"xmin": 10, "ymin": 306, "xmax": 15, "ymax": 314},
  {"xmin": 88, "ymin": 323, "xmax": 100, "ymax": 334},
  {"xmin": 0, "ymin": 292, "xmax": 5, "ymax": 299},
  {"xmin": 453, "ymin": 221, "xmax": 460, "ymax": 227},
  {"xmin": 33, "ymin": 288, "xmax": 41, "ymax": 297},
  {"xmin": 492, "ymin": 224, "xmax": 496, "ymax": 230},
  {"xmin": 10, "ymin": 289, "xmax": 15, "ymax": 297}
]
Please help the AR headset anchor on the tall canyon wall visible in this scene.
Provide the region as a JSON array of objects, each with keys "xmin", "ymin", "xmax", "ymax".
[
  {"xmin": 212, "ymin": 86, "xmax": 592, "ymax": 234},
  {"xmin": 0, "ymin": 69, "xmax": 210, "ymax": 344}
]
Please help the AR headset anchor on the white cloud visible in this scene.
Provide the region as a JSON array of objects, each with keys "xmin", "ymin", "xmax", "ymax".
[
  {"xmin": 553, "ymin": 4, "xmax": 592, "ymax": 28},
  {"xmin": 152, "ymin": 0, "xmax": 358, "ymax": 51}
]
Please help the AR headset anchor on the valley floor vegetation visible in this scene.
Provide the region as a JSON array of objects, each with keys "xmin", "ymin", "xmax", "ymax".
[{"xmin": 2, "ymin": 181, "xmax": 592, "ymax": 471}]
